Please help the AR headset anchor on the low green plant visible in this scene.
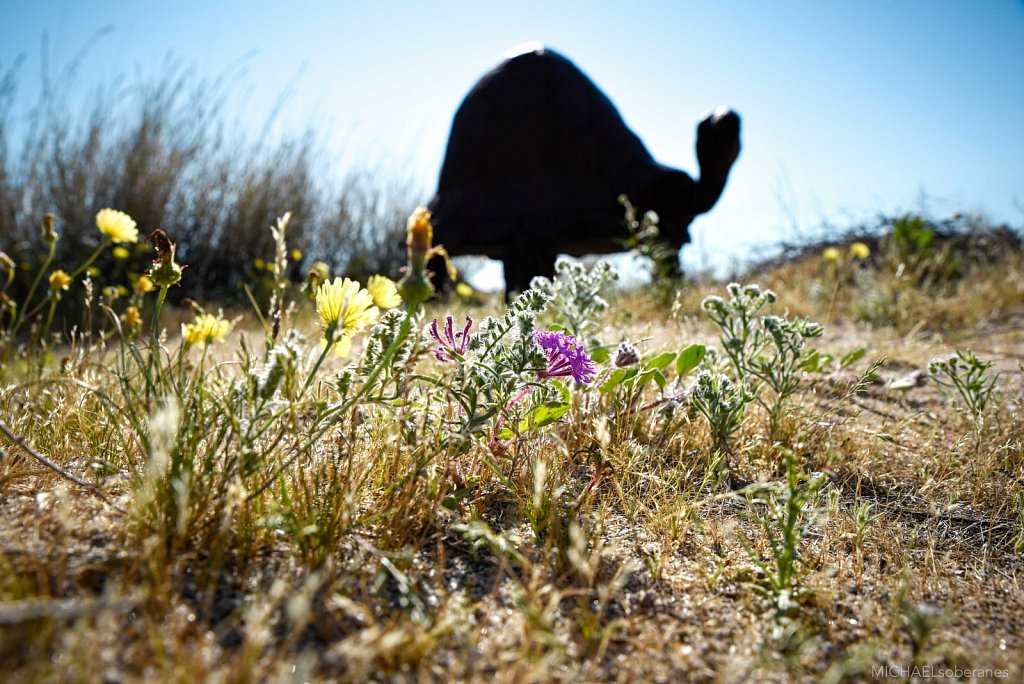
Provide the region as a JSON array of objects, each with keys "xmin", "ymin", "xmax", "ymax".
[
  {"xmin": 702, "ymin": 282, "xmax": 823, "ymax": 438},
  {"xmin": 844, "ymin": 499, "xmax": 881, "ymax": 582},
  {"xmin": 701, "ymin": 282, "xmax": 777, "ymax": 383},
  {"xmin": 688, "ymin": 369, "xmax": 754, "ymax": 480},
  {"xmin": 529, "ymin": 257, "xmax": 618, "ymax": 338},
  {"xmin": 738, "ymin": 449, "xmax": 826, "ymax": 615},
  {"xmin": 928, "ymin": 349, "xmax": 999, "ymax": 433},
  {"xmin": 899, "ymin": 601, "xmax": 948, "ymax": 669},
  {"xmin": 598, "ymin": 342, "xmax": 706, "ymax": 418},
  {"xmin": 750, "ymin": 315, "xmax": 823, "ymax": 437},
  {"xmin": 415, "ymin": 289, "xmax": 556, "ymax": 463}
]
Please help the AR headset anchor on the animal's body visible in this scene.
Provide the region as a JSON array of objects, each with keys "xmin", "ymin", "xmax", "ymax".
[{"xmin": 428, "ymin": 46, "xmax": 741, "ymax": 294}]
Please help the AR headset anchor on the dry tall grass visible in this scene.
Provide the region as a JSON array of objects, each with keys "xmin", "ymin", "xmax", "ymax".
[{"xmin": 0, "ymin": 60, "xmax": 418, "ymax": 307}]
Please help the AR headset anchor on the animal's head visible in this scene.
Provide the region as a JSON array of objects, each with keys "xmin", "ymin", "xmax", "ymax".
[{"xmin": 696, "ymin": 107, "xmax": 741, "ymax": 179}]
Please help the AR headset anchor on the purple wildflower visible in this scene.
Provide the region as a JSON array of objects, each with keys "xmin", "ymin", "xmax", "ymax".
[
  {"xmin": 430, "ymin": 314, "xmax": 472, "ymax": 362},
  {"xmin": 533, "ymin": 330, "xmax": 597, "ymax": 383}
]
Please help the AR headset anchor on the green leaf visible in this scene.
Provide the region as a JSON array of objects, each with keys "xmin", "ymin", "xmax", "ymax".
[
  {"xmin": 675, "ymin": 344, "xmax": 706, "ymax": 376},
  {"xmin": 801, "ymin": 349, "xmax": 834, "ymax": 373},
  {"xmin": 518, "ymin": 401, "xmax": 570, "ymax": 433},
  {"xmin": 627, "ymin": 369, "xmax": 655, "ymax": 390},
  {"xmin": 589, "ymin": 346, "xmax": 611, "ymax": 364},
  {"xmin": 653, "ymin": 370, "xmax": 667, "ymax": 389},
  {"xmin": 599, "ymin": 368, "xmax": 635, "ymax": 394},
  {"xmin": 839, "ymin": 347, "xmax": 867, "ymax": 369},
  {"xmin": 916, "ymin": 227, "xmax": 934, "ymax": 249},
  {"xmin": 644, "ymin": 351, "xmax": 676, "ymax": 371}
]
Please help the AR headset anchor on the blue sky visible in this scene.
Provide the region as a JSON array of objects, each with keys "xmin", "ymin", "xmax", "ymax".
[{"xmin": 2, "ymin": 0, "xmax": 1023, "ymax": 281}]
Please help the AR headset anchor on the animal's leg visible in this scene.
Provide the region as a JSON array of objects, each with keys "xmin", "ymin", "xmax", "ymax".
[
  {"xmin": 503, "ymin": 244, "xmax": 555, "ymax": 299},
  {"xmin": 427, "ymin": 253, "xmax": 452, "ymax": 294}
]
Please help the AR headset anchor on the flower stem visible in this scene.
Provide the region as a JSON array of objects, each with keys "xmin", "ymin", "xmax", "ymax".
[
  {"xmin": 69, "ymin": 239, "xmax": 111, "ymax": 281},
  {"xmin": 10, "ymin": 241, "xmax": 56, "ymax": 338}
]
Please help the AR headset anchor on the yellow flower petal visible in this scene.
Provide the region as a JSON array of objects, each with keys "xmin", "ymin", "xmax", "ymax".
[
  {"xmin": 134, "ymin": 274, "xmax": 156, "ymax": 294},
  {"xmin": 366, "ymin": 275, "xmax": 402, "ymax": 309},
  {"xmin": 849, "ymin": 242, "xmax": 870, "ymax": 259},
  {"xmin": 183, "ymin": 312, "xmax": 232, "ymax": 345},
  {"xmin": 95, "ymin": 209, "xmax": 139, "ymax": 244},
  {"xmin": 48, "ymin": 269, "xmax": 72, "ymax": 291},
  {"xmin": 315, "ymin": 277, "xmax": 378, "ymax": 335}
]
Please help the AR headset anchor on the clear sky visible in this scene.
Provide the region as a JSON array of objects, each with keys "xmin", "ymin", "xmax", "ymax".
[{"xmin": 2, "ymin": 0, "xmax": 1023, "ymax": 281}]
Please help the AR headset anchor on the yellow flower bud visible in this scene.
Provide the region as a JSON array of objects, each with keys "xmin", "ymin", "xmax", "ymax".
[
  {"xmin": 407, "ymin": 206, "xmax": 433, "ymax": 252},
  {"xmin": 41, "ymin": 213, "xmax": 58, "ymax": 244}
]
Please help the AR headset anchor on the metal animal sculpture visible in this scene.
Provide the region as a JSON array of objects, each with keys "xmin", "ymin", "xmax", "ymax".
[{"xmin": 428, "ymin": 46, "xmax": 741, "ymax": 294}]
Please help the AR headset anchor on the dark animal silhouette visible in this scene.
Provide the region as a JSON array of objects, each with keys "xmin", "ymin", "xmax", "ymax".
[{"xmin": 428, "ymin": 46, "xmax": 741, "ymax": 294}]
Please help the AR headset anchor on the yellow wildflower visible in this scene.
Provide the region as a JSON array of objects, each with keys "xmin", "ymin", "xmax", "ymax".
[
  {"xmin": 183, "ymin": 312, "xmax": 232, "ymax": 346},
  {"xmin": 366, "ymin": 275, "xmax": 402, "ymax": 309},
  {"xmin": 253, "ymin": 258, "xmax": 265, "ymax": 271},
  {"xmin": 315, "ymin": 277, "xmax": 379, "ymax": 357},
  {"xmin": 121, "ymin": 306, "xmax": 142, "ymax": 328},
  {"xmin": 120, "ymin": 305, "xmax": 142, "ymax": 338},
  {"xmin": 49, "ymin": 269, "xmax": 72, "ymax": 292},
  {"xmin": 822, "ymin": 247, "xmax": 841, "ymax": 262},
  {"xmin": 849, "ymin": 242, "xmax": 870, "ymax": 259},
  {"xmin": 455, "ymin": 282, "xmax": 474, "ymax": 299},
  {"xmin": 290, "ymin": 248, "xmax": 302, "ymax": 261},
  {"xmin": 134, "ymin": 274, "xmax": 156, "ymax": 294},
  {"xmin": 113, "ymin": 246, "xmax": 131, "ymax": 259},
  {"xmin": 95, "ymin": 209, "xmax": 139, "ymax": 244},
  {"xmin": 86, "ymin": 266, "xmax": 101, "ymax": 278}
]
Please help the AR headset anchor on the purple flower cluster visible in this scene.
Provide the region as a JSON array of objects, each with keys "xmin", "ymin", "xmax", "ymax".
[
  {"xmin": 430, "ymin": 314, "xmax": 472, "ymax": 362},
  {"xmin": 533, "ymin": 330, "xmax": 596, "ymax": 383}
]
